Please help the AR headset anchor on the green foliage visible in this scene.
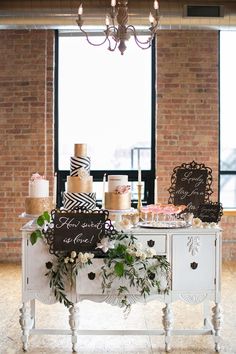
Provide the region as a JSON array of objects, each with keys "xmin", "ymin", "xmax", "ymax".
[
  {"xmin": 100, "ymin": 232, "xmax": 170, "ymax": 315},
  {"xmin": 30, "ymin": 211, "xmax": 51, "ymax": 245},
  {"xmin": 30, "ymin": 229, "xmax": 43, "ymax": 245}
]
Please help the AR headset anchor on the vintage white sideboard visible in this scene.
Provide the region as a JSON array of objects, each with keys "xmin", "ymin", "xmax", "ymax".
[{"xmin": 20, "ymin": 220, "xmax": 223, "ymax": 352}]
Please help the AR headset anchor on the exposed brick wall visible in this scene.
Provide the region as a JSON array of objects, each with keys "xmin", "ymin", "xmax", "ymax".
[
  {"xmin": 0, "ymin": 30, "xmax": 54, "ymax": 262},
  {"xmin": 156, "ymin": 30, "xmax": 219, "ymax": 201},
  {"xmin": 156, "ymin": 30, "xmax": 236, "ymax": 260}
]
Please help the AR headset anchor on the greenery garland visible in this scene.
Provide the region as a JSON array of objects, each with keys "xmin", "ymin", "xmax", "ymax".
[{"xmin": 30, "ymin": 211, "xmax": 170, "ymax": 315}]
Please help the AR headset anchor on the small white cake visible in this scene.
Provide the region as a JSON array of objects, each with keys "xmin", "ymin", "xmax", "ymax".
[
  {"xmin": 25, "ymin": 173, "xmax": 52, "ymax": 215},
  {"xmin": 108, "ymin": 175, "xmax": 129, "ymax": 192},
  {"xmin": 105, "ymin": 175, "xmax": 131, "ymax": 210},
  {"xmin": 29, "ymin": 175, "xmax": 49, "ymax": 197}
]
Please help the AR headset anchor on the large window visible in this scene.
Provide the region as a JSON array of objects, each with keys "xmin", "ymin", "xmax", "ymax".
[
  {"xmin": 220, "ymin": 31, "xmax": 236, "ymax": 208},
  {"xmin": 56, "ymin": 31, "xmax": 155, "ymax": 207}
]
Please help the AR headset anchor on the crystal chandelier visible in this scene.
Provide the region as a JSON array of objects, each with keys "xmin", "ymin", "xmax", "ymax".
[{"xmin": 76, "ymin": 1, "xmax": 160, "ymax": 55}]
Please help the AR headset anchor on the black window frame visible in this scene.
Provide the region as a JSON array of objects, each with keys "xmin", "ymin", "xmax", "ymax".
[
  {"xmin": 54, "ymin": 30, "xmax": 156, "ymax": 208},
  {"xmin": 219, "ymin": 30, "xmax": 236, "ymax": 209}
]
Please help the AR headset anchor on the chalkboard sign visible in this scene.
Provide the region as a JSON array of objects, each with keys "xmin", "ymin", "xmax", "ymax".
[
  {"xmin": 44, "ymin": 209, "xmax": 116, "ymax": 256},
  {"xmin": 168, "ymin": 161, "xmax": 213, "ymax": 216},
  {"xmin": 197, "ymin": 202, "xmax": 223, "ymax": 223}
]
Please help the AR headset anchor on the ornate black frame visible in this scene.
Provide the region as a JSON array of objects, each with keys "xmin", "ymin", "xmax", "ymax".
[
  {"xmin": 196, "ymin": 201, "xmax": 223, "ymax": 223},
  {"xmin": 43, "ymin": 208, "xmax": 117, "ymax": 257},
  {"xmin": 168, "ymin": 160, "xmax": 214, "ymax": 214}
]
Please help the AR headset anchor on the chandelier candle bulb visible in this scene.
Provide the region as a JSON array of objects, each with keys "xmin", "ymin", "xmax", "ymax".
[
  {"xmin": 78, "ymin": 4, "xmax": 83, "ymax": 16},
  {"xmin": 111, "ymin": 0, "xmax": 116, "ymax": 7},
  {"xmin": 105, "ymin": 15, "xmax": 110, "ymax": 26},
  {"xmin": 149, "ymin": 12, "xmax": 155, "ymax": 24},
  {"xmin": 154, "ymin": 0, "xmax": 159, "ymax": 10}
]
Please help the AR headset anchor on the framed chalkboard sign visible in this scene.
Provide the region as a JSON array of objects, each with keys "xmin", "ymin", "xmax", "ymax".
[
  {"xmin": 168, "ymin": 161, "xmax": 213, "ymax": 216},
  {"xmin": 197, "ymin": 202, "xmax": 223, "ymax": 223},
  {"xmin": 43, "ymin": 209, "xmax": 116, "ymax": 256}
]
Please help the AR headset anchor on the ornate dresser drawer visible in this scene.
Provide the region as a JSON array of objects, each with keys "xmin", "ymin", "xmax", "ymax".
[{"xmin": 133, "ymin": 233, "xmax": 167, "ymax": 255}]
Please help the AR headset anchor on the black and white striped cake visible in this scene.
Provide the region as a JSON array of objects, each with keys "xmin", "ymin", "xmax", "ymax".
[
  {"xmin": 70, "ymin": 156, "xmax": 90, "ymax": 176},
  {"xmin": 63, "ymin": 144, "xmax": 96, "ymax": 211},
  {"xmin": 63, "ymin": 192, "xmax": 96, "ymax": 210}
]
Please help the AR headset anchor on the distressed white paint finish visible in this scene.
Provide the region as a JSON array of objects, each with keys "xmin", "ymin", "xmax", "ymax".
[{"xmin": 20, "ymin": 222, "xmax": 222, "ymax": 352}]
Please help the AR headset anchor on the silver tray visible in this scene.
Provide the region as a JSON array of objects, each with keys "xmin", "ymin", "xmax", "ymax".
[{"xmin": 139, "ymin": 221, "xmax": 190, "ymax": 229}]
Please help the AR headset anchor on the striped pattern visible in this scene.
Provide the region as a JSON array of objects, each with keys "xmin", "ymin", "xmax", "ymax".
[
  {"xmin": 63, "ymin": 192, "xmax": 96, "ymax": 211},
  {"xmin": 70, "ymin": 156, "xmax": 90, "ymax": 176}
]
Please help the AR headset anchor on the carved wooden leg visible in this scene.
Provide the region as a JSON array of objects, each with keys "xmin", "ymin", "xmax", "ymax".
[
  {"xmin": 19, "ymin": 303, "xmax": 33, "ymax": 352},
  {"xmin": 212, "ymin": 303, "xmax": 223, "ymax": 352},
  {"xmin": 162, "ymin": 303, "xmax": 173, "ymax": 352},
  {"xmin": 69, "ymin": 304, "xmax": 80, "ymax": 352},
  {"xmin": 203, "ymin": 300, "xmax": 210, "ymax": 329}
]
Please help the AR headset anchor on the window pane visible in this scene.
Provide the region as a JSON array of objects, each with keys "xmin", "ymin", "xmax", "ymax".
[
  {"xmin": 58, "ymin": 34, "xmax": 152, "ymax": 171},
  {"xmin": 220, "ymin": 175, "xmax": 236, "ymax": 208},
  {"xmin": 220, "ymin": 31, "xmax": 236, "ymax": 171}
]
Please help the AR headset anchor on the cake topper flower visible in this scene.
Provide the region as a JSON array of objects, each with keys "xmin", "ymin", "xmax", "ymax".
[
  {"xmin": 77, "ymin": 167, "xmax": 89, "ymax": 180},
  {"xmin": 30, "ymin": 173, "xmax": 45, "ymax": 181},
  {"xmin": 115, "ymin": 185, "xmax": 130, "ymax": 194}
]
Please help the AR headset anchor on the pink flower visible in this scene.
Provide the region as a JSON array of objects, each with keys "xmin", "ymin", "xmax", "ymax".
[
  {"xmin": 30, "ymin": 173, "xmax": 45, "ymax": 181},
  {"xmin": 115, "ymin": 185, "xmax": 130, "ymax": 194}
]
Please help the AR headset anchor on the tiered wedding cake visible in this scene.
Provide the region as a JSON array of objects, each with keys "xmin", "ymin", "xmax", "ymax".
[
  {"xmin": 25, "ymin": 173, "xmax": 53, "ymax": 215},
  {"xmin": 63, "ymin": 144, "xmax": 96, "ymax": 210},
  {"xmin": 105, "ymin": 175, "xmax": 131, "ymax": 210}
]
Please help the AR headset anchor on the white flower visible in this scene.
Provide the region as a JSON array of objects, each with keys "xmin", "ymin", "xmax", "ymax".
[
  {"xmin": 135, "ymin": 250, "xmax": 143, "ymax": 258},
  {"xmin": 135, "ymin": 242, "xmax": 143, "ymax": 250},
  {"xmin": 192, "ymin": 218, "xmax": 202, "ymax": 228},
  {"xmin": 71, "ymin": 251, "xmax": 77, "ymax": 259},
  {"xmin": 145, "ymin": 248, "xmax": 157, "ymax": 258},
  {"xmin": 77, "ymin": 167, "xmax": 89, "ymax": 180},
  {"xmin": 87, "ymin": 253, "xmax": 94, "ymax": 259},
  {"xmin": 139, "ymin": 252, "xmax": 147, "ymax": 260},
  {"xmin": 96, "ymin": 238, "xmax": 113, "ymax": 253}
]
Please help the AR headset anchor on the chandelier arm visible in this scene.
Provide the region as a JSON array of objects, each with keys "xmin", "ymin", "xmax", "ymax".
[
  {"xmin": 79, "ymin": 27, "xmax": 109, "ymax": 47},
  {"xmin": 126, "ymin": 25, "xmax": 157, "ymax": 46},
  {"xmin": 107, "ymin": 37, "xmax": 118, "ymax": 52}
]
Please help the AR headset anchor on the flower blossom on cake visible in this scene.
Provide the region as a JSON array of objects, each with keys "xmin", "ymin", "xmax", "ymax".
[
  {"xmin": 77, "ymin": 167, "xmax": 89, "ymax": 180},
  {"xmin": 115, "ymin": 185, "xmax": 130, "ymax": 194},
  {"xmin": 30, "ymin": 173, "xmax": 45, "ymax": 181}
]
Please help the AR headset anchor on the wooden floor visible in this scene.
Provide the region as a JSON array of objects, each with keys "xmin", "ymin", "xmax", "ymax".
[{"xmin": 0, "ymin": 261, "xmax": 235, "ymax": 354}]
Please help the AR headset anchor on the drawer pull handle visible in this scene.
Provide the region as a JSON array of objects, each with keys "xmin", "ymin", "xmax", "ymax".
[
  {"xmin": 148, "ymin": 272, "xmax": 155, "ymax": 280},
  {"xmin": 147, "ymin": 240, "xmax": 155, "ymax": 247},
  {"xmin": 190, "ymin": 262, "xmax": 198, "ymax": 270},
  {"xmin": 88, "ymin": 272, "xmax": 96, "ymax": 280}
]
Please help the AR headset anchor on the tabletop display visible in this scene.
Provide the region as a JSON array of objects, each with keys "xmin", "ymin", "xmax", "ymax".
[{"xmin": 19, "ymin": 146, "xmax": 223, "ymax": 352}]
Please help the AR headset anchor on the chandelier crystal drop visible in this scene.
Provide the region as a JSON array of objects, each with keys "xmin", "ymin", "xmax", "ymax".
[{"xmin": 76, "ymin": 0, "xmax": 160, "ymax": 55}]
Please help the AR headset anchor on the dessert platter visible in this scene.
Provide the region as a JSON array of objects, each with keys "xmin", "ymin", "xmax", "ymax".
[{"xmin": 139, "ymin": 204, "xmax": 191, "ymax": 229}]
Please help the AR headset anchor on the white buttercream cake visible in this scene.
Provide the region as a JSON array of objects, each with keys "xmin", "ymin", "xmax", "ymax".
[
  {"xmin": 25, "ymin": 173, "xmax": 53, "ymax": 215},
  {"xmin": 105, "ymin": 175, "xmax": 131, "ymax": 210}
]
